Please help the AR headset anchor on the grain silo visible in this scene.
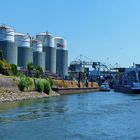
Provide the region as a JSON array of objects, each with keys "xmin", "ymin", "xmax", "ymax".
[
  {"xmin": 0, "ymin": 25, "xmax": 17, "ymax": 65},
  {"xmin": 36, "ymin": 32, "xmax": 56, "ymax": 74},
  {"xmin": 15, "ymin": 33, "xmax": 33, "ymax": 68},
  {"xmin": 54, "ymin": 37, "xmax": 68, "ymax": 77},
  {"xmin": 32, "ymin": 40, "xmax": 45, "ymax": 71}
]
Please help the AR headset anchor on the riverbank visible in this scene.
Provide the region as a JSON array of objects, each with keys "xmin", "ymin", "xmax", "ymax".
[
  {"xmin": 0, "ymin": 88, "xmax": 59, "ymax": 102},
  {"xmin": 0, "ymin": 87, "xmax": 100, "ymax": 102},
  {"xmin": 0, "ymin": 76, "xmax": 99, "ymax": 103}
]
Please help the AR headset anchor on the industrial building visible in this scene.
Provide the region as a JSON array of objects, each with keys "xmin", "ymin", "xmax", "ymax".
[
  {"xmin": 0, "ymin": 24, "xmax": 68, "ymax": 77},
  {"xmin": 15, "ymin": 32, "xmax": 33, "ymax": 68},
  {"xmin": 32, "ymin": 40, "xmax": 45, "ymax": 71},
  {"xmin": 68, "ymin": 55, "xmax": 115, "ymax": 85},
  {"xmin": 54, "ymin": 37, "xmax": 68, "ymax": 77},
  {"xmin": 0, "ymin": 25, "xmax": 17, "ymax": 65},
  {"xmin": 36, "ymin": 32, "xmax": 56, "ymax": 74}
]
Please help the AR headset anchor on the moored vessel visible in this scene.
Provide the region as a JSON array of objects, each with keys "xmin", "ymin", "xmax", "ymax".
[
  {"xmin": 114, "ymin": 64, "xmax": 140, "ymax": 94},
  {"xmin": 100, "ymin": 82, "xmax": 110, "ymax": 91}
]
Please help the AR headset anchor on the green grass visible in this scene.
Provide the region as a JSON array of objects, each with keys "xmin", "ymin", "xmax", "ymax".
[{"xmin": 0, "ymin": 75, "xmax": 15, "ymax": 78}]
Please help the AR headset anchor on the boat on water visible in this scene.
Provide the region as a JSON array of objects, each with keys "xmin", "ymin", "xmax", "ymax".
[
  {"xmin": 100, "ymin": 82, "xmax": 110, "ymax": 91},
  {"xmin": 114, "ymin": 64, "xmax": 140, "ymax": 94},
  {"xmin": 115, "ymin": 83, "xmax": 140, "ymax": 94},
  {"xmin": 131, "ymin": 82, "xmax": 140, "ymax": 93}
]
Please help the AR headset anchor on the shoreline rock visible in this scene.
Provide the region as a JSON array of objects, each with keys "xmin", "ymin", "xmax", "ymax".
[{"xmin": 0, "ymin": 88, "xmax": 60, "ymax": 103}]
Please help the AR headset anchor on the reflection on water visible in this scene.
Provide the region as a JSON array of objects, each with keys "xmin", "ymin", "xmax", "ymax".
[
  {"xmin": 1, "ymin": 91, "xmax": 140, "ymax": 139},
  {"xmin": 0, "ymin": 97, "xmax": 68, "ymax": 122}
]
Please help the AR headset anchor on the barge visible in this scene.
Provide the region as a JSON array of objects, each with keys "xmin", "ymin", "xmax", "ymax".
[{"xmin": 114, "ymin": 64, "xmax": 140, "ymax": 94}]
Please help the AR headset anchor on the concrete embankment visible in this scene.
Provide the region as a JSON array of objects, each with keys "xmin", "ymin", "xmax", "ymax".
[
  {"xmin": 52, "ymin": 80, "xmax": 99, "ymax": 94},
  {"xmin": 53, "ymin": 87, "xmax": 99, "ymax": 95}
]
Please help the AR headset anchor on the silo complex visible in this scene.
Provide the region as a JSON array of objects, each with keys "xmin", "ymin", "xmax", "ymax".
[
  {"xmin": 54, "ymin": 37, "xmax": 68, "ymax": 77},
  {"xmin": 32, "ymin": 40, "xmax": 45, "ymax": 71},
  {"xmin": 15, "ymin": 33, "xmax": 33, "ymax": 68},
  {"xmin": 0, "ymin": 24, "xmax": 69, "ymax": 77},
  {"xmin": 36, "ymin": 33, "xmax": 56, "ymax": 74},
  {"xmin": 0, "ymin": 25, "xmax": 17, "ymax": 64}
]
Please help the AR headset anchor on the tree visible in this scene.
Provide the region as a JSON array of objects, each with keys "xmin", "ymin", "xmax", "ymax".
[
  {"xmin": 36, "ymin": 65, "xmax": 43, "ymax": 73},
  {"xmin": 36, "ymin": 66, "xmax": 43, "ymax": 78},
  {"xmin": 27, "ymin": 62, "xmax": 34, "ymax": 71},
  {"xmin": 27, "ymin": 62, "xmax": 34, "ymax": 77}
]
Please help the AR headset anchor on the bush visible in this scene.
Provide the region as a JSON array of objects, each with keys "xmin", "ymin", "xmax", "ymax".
[
  {"xmin": 36, "ymin": 65, "xmax": 43, "ymax": 73},
  {"xmin": 48, "ymin": 78, "xmax": 53, "ymax": 88},
  {"xmin": 36, "ymin": 79, "xmax": 44, "ymax": 92},
  {"xmin": 19, "ymin": 72, "xmax": 24, "ymax": 78},
  {"xmin": 11, "ymin": 64, "xmax": 17, "ymax": 75},
  {"xmin": 18, "ymin": 76, "xmax": 33, "ymax": 91},
  {"xmin": 44, "ymin": 80, "xmax": 51, "ymax": 94},
  {"xmin": 35, "ymin": 66, "xmax": 43, "ymax": 78},
  {"xmin": 18, "ymin": 78, "xmax": 27, "ymax": 91},
  {"xmin": 35, "ymin": 79, "xmax": 51, "ymax": 94},
  {"xmin": 0, "ymin": 60, "xmax": 11, "ymax": 75},
  {"xmin": 36, "ymin": 70, "xmax": 40, "ymax": 78},
  {"xmin": 26, "ymin": 77, "xmax": 33, "ymax": 87},
  {"xmin": 27, "ymin": 62, "xmax": 34, "ymax": 71}
]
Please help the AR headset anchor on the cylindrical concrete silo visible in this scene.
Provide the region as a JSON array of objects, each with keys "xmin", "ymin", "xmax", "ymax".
[
  {"xmin": 54, "ymin": 37, "xmax": 68, "ymax": 77},
  {"xmin": 0, "ymin": 25, "xmax": 17, "ymax": 65},
  {"xmin": 15, "ymin": 33, "xmax": 33, "ymax": 68},
  {"xmin": 36, "ymin": 32, "xmax": 56, "ymax": 74},
  {"xmin": 32, "ymin": 40, "xmax": 45, "ymax": 71}
]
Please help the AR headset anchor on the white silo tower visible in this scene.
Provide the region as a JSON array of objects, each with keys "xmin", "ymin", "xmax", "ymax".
[
  {"xmin": 54, "ymin": 37, "xmax": 68, "ymax": 77},
  {"xmin": 32, "ymin": 39, "xmax": 45, "ymax": 71},
  {"xmin": 0, "ymin": 25, "xmax": 17, "ymax": 65},
  {"xmin": 36, "ymin": 32, "xmax": 56, "ymax": 74},
  {"xmin": 15, "ymin": 32, "xmax": 33, "ymax": 68}
]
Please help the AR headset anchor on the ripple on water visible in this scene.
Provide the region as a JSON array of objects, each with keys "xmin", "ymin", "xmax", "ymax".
[{"xmin": 0, "ymin": 92, "xmax": 140, "ymax": 139}]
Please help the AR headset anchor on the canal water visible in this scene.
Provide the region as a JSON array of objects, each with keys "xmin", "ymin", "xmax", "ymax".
[{"xmin": 0, "ymin": 90, "xmax": 140, "ymax": 140}]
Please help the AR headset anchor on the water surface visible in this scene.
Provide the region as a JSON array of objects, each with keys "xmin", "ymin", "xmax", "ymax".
[{"xmin": 0, "ymin": 90, "xmax": 140, "ymax": 140}]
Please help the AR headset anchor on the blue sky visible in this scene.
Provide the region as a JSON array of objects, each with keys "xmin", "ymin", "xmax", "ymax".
[{"xmin": 0, "ymin": 0, "xmax": 140, "ymax": 67}]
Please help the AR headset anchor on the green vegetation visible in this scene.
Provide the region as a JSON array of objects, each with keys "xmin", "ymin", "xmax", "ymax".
[
  {"xmin": 36, "ymin": 65, "xmax": 43, "ymax": 73},
  {"xmin": 48, "ymin": 78, "xmax": 53, "ymax": 88},
  {"xmin": 0, "ymin": 75, "xmax": 14, "ymax": 78},
  {"xmin": 0, "ymin": 60, "xmax": 52, "ymax": 94},
  {"xmin": 36, "ymin": 79, "xmax": 51, "ymax": 94},
  {"xmin": 11, "ymin": 64, "xmax": 18, "ymax": 76},
  {"xmin": 44, "ymin": 80, "xmax": 51, "ymax": 94},
  {"xmin": 27, "ymin": 62, "xmax": 34, "ymax": 71},
  {"xmin": 18, "ymin": 76, "xmax": 33, "ymax": 91},
  {"xmin": 27, "ymin": 62, "xmax": 34, "ymax": 77},
  {"xmin": 0, "ymin": 60, "xmax": 12, "ymax": 76},
  {"xmin": 36, "ymin": 79, "xmax": 44, "ymax": 92},
  {"xmin": 36, "ymin": 66, "xmax": 43, "ymax": 78},
  {"xmin": 0, "ymin": 60, "xmax": 18, "ymax": 76}
]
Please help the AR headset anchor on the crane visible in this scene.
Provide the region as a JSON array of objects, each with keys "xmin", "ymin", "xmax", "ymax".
[{"xmin": 69, "ymin": 54, "xmax": 110, "ymax": 72}]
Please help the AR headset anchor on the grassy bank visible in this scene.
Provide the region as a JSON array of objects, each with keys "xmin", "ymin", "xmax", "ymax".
[{"xmin": 0, "ymin": 76, "xmax": 59, "ymax": 102}]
